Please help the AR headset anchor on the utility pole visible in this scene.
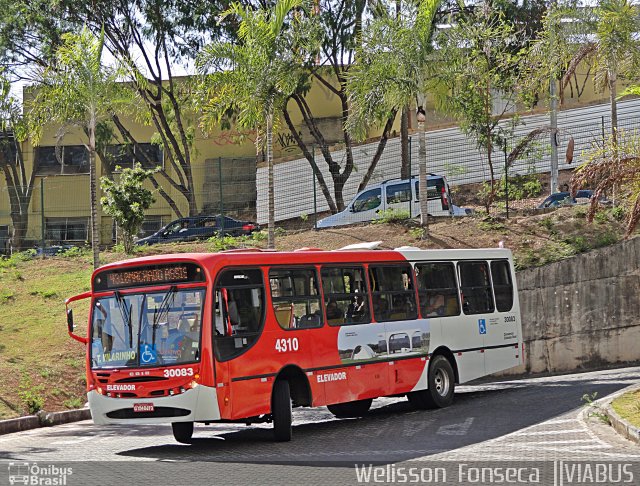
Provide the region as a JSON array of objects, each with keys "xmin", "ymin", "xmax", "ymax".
[{"xmin": 550, "ymin": 78, "xmax": 559, "ymax": 194}]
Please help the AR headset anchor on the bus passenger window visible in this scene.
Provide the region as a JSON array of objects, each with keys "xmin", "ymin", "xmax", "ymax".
[
  {"xmin": 321, "ymin": 267, "xmax": 369, "ymax": 326},
  {"xmin": 214, "ymin": 268, "xmax": 265, "ymax": 361},
  {"xmin": 415, "ymin": 262, "xmax": 460, "ymax": 317},
  {"xmin": 491, "ymin": 260, "xmax": 514, "ymax": 312},
  {"xmin": 269, "ymin": 268, "xmax": 323, "ymax": 329},
  {"xmin": 458, "ymin": 261, "xmax": 495, "ymax": 315},
  {"xmin": 369, "ymin": 265, "xmax": 417, "ymax": 322}
]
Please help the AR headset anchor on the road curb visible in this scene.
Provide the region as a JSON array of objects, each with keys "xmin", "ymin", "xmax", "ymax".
[
  {"xmin": 602, "ymin": 383, "xmax": 640, "ymax": 445},
  {"xmin": 0, "ymin": 408, "xmax": 91, "ymax": 436}
]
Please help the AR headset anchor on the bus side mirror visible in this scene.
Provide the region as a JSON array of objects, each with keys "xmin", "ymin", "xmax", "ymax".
[{"xmin": 67, "ymin": 309, "xmax": 74, "ymax": 333}]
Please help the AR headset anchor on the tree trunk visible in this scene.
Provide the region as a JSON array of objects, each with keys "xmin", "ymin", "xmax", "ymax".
[
  {"xmin": 417, "ymin": 104, "xmax": 429, "ymax": 234},
  {"xmin": 89, "ymin": 117, "xmax": 100, "ymax": 269},
  {"xmin": 267, "ymin": 110, "xmax": 275, "ymax": 250},
  {"xmin": 400, "ymin": 106, "xmax": 411, "ymax": 179},
  {"xmin": 609, "ymin": 71, "xmax": 618, "ymax": 147}
]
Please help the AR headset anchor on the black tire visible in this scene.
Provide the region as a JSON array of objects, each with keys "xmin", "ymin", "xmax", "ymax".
[
  {"xmin": 408, "ymin": 355, "xmax": 455, "ymax": 409},
  {"xmin": 172, "ymin": 422, "xmax": 194, "ymax": 444},
  {"xmin": 272, "ymin": 380, "xmax": 292, "ymax": 442},
  {"xmin": 327, "ymin": 398, "xmax": 373, "ymax": 418}
]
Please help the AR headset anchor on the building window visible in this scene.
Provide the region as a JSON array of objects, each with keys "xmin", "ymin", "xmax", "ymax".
[
  {"xmin": 491, "ymin": 260, "xmax": 514, "ymax": 312},
  {"xmin": 45, "ymin": 217, "xmax": 89, "ymax": 243},
  {"xmin": 368, "ymin": 264, "xmax": 417, "ymax": 322},
  {"xmin": 269, "ymin": 267, "xmax": 323, "ymax": 329},
  {"xmin": 35, "ymin": 146, "xmax": 89, "ymax": 175},
  {"xmin": 321, "ymin": 266, "xmax": 369, "ymax": 326},
  {"xmin": 415, "ymin": 262, "xmax": 460, "ymax": 317},
  {"xmin": 458, "ymin": 261, "xmax": 495, "ymax": 315},
  {"xmin": 103, "ymin": 143, "xmax": 163, "ymax": 171},
  {"xmin": 138, "ymin": 216, "xmax": 172, "ymax": 237}
]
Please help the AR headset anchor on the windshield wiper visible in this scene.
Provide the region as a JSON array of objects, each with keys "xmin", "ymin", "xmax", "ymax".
[
  {"xmin": 114, "ymin": 290, "xmax": 133, "ymax": 348},
  {"xmin": 151, "ymin": 286, "xmax": 177, "ymax": 347}
]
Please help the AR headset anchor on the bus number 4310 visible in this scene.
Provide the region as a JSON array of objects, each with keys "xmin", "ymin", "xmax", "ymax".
[{"xmin": 275, "ymin": 338, "xmax": 299, "ymax": 353}]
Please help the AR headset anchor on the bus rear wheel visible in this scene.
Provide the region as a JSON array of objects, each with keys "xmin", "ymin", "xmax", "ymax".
[
  {"xmin": 272, "ymin": 380, "xmax": 292, "ymax": 442},
  {"xmin": 327, "ymin": 399, "xmax": 373, "ymax": 418},
  {"xmin": 408, "ymin": 355, "xmax": 455, "ymax": 409},
  {"xmin": 172, "ymin": 421, "xmax": 194, "ymax": 444}
]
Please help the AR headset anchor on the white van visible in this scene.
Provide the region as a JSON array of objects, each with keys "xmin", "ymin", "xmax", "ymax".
[{"xmin": 317, "ymin": 174, "xmax": 454, "ymax": 229}]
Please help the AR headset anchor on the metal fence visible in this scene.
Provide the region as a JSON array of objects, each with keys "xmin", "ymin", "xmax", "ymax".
[{"xmin": 257, "ymin": 97, "xmax": 640, "ymax": 226}]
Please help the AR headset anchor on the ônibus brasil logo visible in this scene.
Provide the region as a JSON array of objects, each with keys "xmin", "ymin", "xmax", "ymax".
[{"xmin": 8, "ymin": 462, "xmax": 73, "ymax": 485}]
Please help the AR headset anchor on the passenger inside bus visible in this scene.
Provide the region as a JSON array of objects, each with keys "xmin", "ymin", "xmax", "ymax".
[{"xmin": 425, "ymin": 294, "xmax": 446, "ymax": 317}]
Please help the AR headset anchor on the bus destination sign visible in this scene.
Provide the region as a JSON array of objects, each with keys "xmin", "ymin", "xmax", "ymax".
[{"xmin": 93, "ymin": 263, "xmax": 204, "ymax": 291}]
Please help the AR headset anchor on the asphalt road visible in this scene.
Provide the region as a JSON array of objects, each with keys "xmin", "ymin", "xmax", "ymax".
[{"xmin": 1, "ymin": 367, "xmax": 640, "ymax": 485}]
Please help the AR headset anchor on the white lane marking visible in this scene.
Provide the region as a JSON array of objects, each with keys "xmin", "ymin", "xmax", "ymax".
[
  {"xmin": 519, "ymin": 439, "xmax": 607, "ymax": 445},
  {"xmin": 437, "ymin": 417, "xmax": 474, "ymax": 436},
  {"xmin": 512, "ymin": 429, "xmax": 585, "ymax": 436},
  {"xmin": 51, "ymin": 436, "xmax": 93, "ymax": 445}
]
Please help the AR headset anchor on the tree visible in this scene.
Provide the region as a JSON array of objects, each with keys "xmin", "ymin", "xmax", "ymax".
[
  {"xmin": 28, "ymin": 27, "xmax": 126, "ymax": 269},
  {"xmin": 280, "ymin": 0, "xmax": 400, "ymax": 213},
  {"xmin": 196, "ymin": 0, "xmax": 318, "ymax": 248},
  {"xmin": 0, "ymin": 75, "xmax": 36, "ymax": 252},
  {"xmin": 101, "ymin": 164, "xmax": 158, "ymax": 253},
  {"xmin": 347, "ymin": 0, "xmax": 444, "ymax": 232},
  {"xmin": 437, "ymin": 1, "xmax": 527, "ymax": 213},
  {"xmin": 571, "ymin": 130, "xmax": 640, "ymax": 237},
  {"xmin": 527, "ymin": 0, "xmax": 640, "ymax": 145}
]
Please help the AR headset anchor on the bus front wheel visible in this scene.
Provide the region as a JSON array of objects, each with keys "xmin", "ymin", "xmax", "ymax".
[
  {"xmin": 272, "ymin": 380, "xmax": 292, "ymax": 442},
  {"xmin": 327, "ymin": 399, "xmax": 372, "ymax": 418},
  {"xmin": 408, "ymin": 355, "xmax": 455, "ymax": 409},
  {"xmin": 172, "ymin": 421, "xmax": 194, "ymax": 444}
]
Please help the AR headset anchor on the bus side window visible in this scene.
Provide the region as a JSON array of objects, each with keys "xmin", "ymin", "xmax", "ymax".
[
  {"xmin": 321, "ymin": 266, "xmax": 370, "ymax": 326},
  {"xmin": 369, "ymin": 264, "xmax": 417, "ymax": 322},
  {"xmin": 415, "ymin": 262, "xmax": 460, "ymax": 317},
  {"xmin": 458, "ymin": 261, "xmax": 495, "ymax": 315},
  {"xmin": 269, "ymin": 268, "xmax": 323, "ymax": 329},
  {"xmin": 214, "ymin": 268, "xmax": 265, "ymax": 361},
  {"xmin": 491, "ymin": 260, "xmax": 514, "ymax": 312}
]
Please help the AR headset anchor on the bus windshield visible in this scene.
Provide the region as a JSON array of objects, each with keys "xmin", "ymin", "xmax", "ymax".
[{"xmin": 90, "ymin": 287, "xmax": 205, "ymax": 369}]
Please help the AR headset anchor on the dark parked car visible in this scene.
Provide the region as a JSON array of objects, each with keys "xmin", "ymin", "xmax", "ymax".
[
  {"xmin": 537, "ymin": 190, "xmax": 606, "ymax": 209},
  {"xmin": 136, "ymin": 215, "xmax": 260, "ymax": 246}
]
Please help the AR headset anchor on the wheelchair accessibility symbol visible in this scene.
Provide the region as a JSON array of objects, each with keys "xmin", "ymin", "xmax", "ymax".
[
  {"xmin": 140, "ymin": 344, "xmax": 158, "ymax": 364},
  {"xmin": 478, "ymin": 319, "xmax": 487, "ymax": 335}
]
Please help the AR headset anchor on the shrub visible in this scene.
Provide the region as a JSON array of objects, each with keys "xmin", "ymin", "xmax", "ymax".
[{"xmin": 373, "ymin": 208, "xmax": 411, "ymax": 224}]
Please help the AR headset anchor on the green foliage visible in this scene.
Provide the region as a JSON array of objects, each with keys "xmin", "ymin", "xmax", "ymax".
[
  {"xmin": 18, "ymin": 378, "xmax": 45, "ymax": 415},
  {"xmin": 373, "ymin": 208, "xmax": 411, "ymax": 224},
  {"xmin": 0, "ymin": 289, "xmax": 14, "ymax": 303},
  {"xmin": 538, "ymin": 217, "xmax": 555, "ymax": 231},
  {"xmin": 477, "ymin": 217, "xmax": 507, "ymax": 232},
  {"xmin": 573, "ymin": 130, "xmax": 640, "ymax": 237},
  {"xmin": 582, "ymin": 392, "xmax": 611, "ymax": 425},
  {"xmin": 59, "ymin": 246, "xmax": 89, "ymax": 258},
  {"xmin": 29, "ymin": 289, "xmax": 58, "ymax": 299},
  {"xmin": 346, "ymin": 0, "xmax": 443, "ymax": 140},
  {"xmin": 100, "ymin": 164, "xmax": 158, "ymax": 254},
  {"xmin": 408, "ymin": 227, "xmax": 426, "ymax": 239},
  {"xmin": 593, "ymin": 231, "xmax": 618, "ymax": 248},
  {"xmin": 0, "ymin": 250, "xmax": 35, "ymax": 269},
  {"xmin": 196, "ymin": 0, "xmax": 320, "ymax": 145},
  {"xmin": 610, "ymin": 206, "xmax": 626, "ymax": 221},
  {"xmin": 562, "ymin": 235, "xmax": 590, "ymax": 253},
  {"xmin": 63, "ymin": 397, "xmax": 84, "ymax": 409}
]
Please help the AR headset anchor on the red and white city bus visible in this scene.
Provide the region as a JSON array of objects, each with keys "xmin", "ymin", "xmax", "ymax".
[{"xmin": 65, "ymin": 244, "xmax": 523, "ymax": 443}]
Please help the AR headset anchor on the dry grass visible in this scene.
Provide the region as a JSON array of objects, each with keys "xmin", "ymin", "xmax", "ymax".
[{"xmin": 611, "ymin": 390, "xmax": 640, "ymax": 429}]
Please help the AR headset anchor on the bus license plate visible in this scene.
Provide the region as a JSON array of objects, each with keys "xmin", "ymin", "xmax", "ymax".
[{"xmin": 133, "ymin": 403, "xmax": 154, "ymax": 413}]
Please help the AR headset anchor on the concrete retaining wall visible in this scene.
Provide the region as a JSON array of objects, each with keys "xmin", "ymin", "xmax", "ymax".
[{"xmin": 502, "ymin": 236, "xmax": 640, "ymax": 376}]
